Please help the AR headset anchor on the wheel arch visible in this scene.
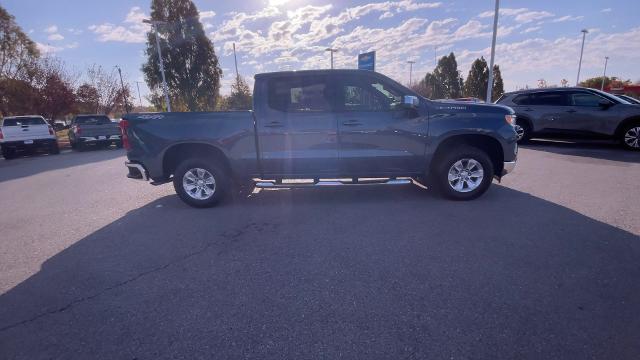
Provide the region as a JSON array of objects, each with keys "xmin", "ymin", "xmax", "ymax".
[
  {"xmin": 430, "ymin": 134, "xmax": 505, "ymax": 176},
  {"xmin": 162, "ymin": 142, "xmax": 233, "ymax": 180},
  {"xmin": 614, "ymin": 116, "xmax": 640, "ymax": 137}
]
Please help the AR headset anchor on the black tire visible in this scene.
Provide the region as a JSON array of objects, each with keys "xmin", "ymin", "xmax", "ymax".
[
  {"xmin": 620, "ymin": 122, "xmax": 640, "ymax": 151},
  {"xmin": 172, "ymin": 158, "xmax": 229, "ymax": 208},
  {"xmin": 2, "ymin": 148, "xmax": 16, "ymax": 160},
  {"xmin": 50, "ymin": 142, "xmax": 60, "ymax": 155},
  {"xmin": 515, "ymin": 119, "xmax": 532, "ymax": 143},
  {"xmin": 429, "ymin": 145, "xmax": 494, "ymax": 201}
]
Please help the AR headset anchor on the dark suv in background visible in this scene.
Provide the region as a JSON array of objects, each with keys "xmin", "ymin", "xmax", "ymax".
[{"xmin": 497, "ymin": 87, "xmax": 640, "ymax": 150}]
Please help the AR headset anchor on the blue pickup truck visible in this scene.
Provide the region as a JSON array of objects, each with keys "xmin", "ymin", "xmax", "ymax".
[{"xmin": 122, "ymin": 70, "xmax": 518, "ymax": 207}]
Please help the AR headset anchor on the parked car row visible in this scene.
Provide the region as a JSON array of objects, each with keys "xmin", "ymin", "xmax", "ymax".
[
  {"xmin": 0, "ymin": 114, "xmax": 123, "ymax": 159},
  {"xmin": 496, "ymin": 87, "xmax": 640, "ymax": 150}
]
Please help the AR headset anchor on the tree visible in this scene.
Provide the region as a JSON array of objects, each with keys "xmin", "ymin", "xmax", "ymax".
[
  {"xmin": 75, "ymin": 83, "xmax": 99, "ymax": 113},
  {"xmin": 463, "ymin": 58, "xmax": 504, "ymax": 102},
  {"xmin": 432, "ymin": 52, "xmax": 463, "ymax": 99},
  {"xmin": 580, "ymin": 76, "xmax": 631, "ymax": 89},
  {"xmin": 86, "ymin": 64, "xmax": 131, "ymax": 115},
  {"xmin": 142, "ymin": 0, "xmax": 223, "ymax": 112},
  {"xmin": 492, "ymin": 65, "xmax": 504, "ymax": 101},
  {"xmin": 0, "ymin": 5, "xmax": 40, "ymax": 116},
  {"xmin": 411, "ymin": 72, "xmax": 439, "ymax": 99},
  {"xmin": 220, "ymin": 76, "xmax": 252, "ymax": 110},
  {"xmin": 37, "ymin": 73, "xmax": 75, "ymax": 122},
  {"xmin": 0, "ymin": 5, "xmax": 39, "ymax": 81},
  {"xmin": 464, "ymin": 57, "xmax": 489, "ymax": 100}
]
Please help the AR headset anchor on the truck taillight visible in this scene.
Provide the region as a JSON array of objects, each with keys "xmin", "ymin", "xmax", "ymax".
[
  {"xmin": 0, "ymin": 128, "xmax": 3, "ymax": 140},
  {"xmin": 48, "ymin": 126, "xmax": 54, "ymax": 135},
  {"xmin": 73, "ymin": 125, "xmax": 81, "ymax": 134},
  {"xmin": 119, "ymin": 119, "xmax": 131, "ymax": 150}
]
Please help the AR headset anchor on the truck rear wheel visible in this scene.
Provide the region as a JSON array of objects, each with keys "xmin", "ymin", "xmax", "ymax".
[
  {"xmin": 430, "ymin": 145, "xmax": 494, "ymax": 200},
  {"xmin": 173, "ymin": 158, "xmax": 229, "ymax": 208}
]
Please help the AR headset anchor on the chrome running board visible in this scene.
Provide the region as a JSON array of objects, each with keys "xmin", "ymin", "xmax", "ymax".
[{"xmin": 255, "ymin": 178, "xmax": 412, "ymax": 188}]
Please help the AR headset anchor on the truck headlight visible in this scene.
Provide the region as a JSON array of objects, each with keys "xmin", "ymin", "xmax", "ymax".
[{"xmin": 505, "ymin": 114, "xmax": 516, "ymax": 126}]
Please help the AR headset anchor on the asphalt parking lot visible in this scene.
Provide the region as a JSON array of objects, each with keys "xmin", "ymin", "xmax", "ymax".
[{"xmin": 0, "ymin": 141, "xmax": 639, "ymax": 359}]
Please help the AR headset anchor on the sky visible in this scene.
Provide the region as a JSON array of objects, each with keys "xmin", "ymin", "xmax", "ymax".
[{"xmin": 4, "ymin": 0, "xmax": 640, "ymax": 105}]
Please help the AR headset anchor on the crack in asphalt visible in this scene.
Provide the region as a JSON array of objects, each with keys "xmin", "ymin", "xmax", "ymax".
[{"xmin": 0, "ymin": 221, "xmax": 278, "ymax": 334}]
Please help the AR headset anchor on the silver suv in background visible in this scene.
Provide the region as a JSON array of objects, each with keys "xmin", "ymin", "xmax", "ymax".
[{"xmin": 497, "ymin": 87, "xmax": 640, "ymax": 150}]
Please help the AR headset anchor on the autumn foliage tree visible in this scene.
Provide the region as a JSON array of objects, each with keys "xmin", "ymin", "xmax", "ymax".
[
  {"xmin": 218, "ymin": 76, "xmax": 252, "ymax": 110},
  {"xmin": 142, "ymin": 0, "xmax": 222, "ymax": 111}
]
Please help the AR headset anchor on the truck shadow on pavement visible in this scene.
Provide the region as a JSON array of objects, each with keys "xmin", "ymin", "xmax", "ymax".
[
  {"xmin": 521, "ymin": 139, "xmax": 640, "ymax": 163},
  {"xmin": 1, "ymin": 185, "xmax": 639, "ymax": 359},
  {"xmin": 0, "ymin": 148, "xmax": 124, "ymax": 184}
]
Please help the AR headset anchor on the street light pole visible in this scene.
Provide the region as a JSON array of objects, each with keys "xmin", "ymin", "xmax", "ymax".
[
  {"xmin": 115, "ymin": 65, "xmax": 130, "ymax": 114},
  {"xmin": 486, "ymin": 0, "xmax": 500, "ymax": 103},
  {"xmin": 601, "ymin": 56, "xmax": 609, "ymax": 91},
  {"xmin": 407, "ymin": 61, "xmax": 415, "ymax": 87},
  {"xmin": 233, "ymin": 42, "xmax": 240, "ymax": 85},
  {"xmin": 135, "ymin": 81, "xmax": 143, "ymax": 107},
  {"xmin": 325, "ymin": 48, "xmax": 338, "ymax": 69},
  {"xmin": 576, "ymin": 29, "xmax": 589, "ymax": 86},
  {"xmin": 143, "ymin": 19, "xmax": 171, "ymax": 112}
]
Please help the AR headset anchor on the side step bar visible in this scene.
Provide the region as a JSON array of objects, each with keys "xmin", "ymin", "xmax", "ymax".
[{"xmin": 255, "ymin": 178, "xmax": 412, "ymax": 188}]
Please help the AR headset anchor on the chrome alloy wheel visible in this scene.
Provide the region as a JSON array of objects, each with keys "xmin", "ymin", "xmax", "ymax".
[
  {"xmin": 624, "ymin": 126, "xmax": 640, "ymax": 148},
  {"xmin": 182, "ymin": 168, "xmax": 216, "ymax": 200},
  {"xmin": 514, "ymin": 124, "xmax": 525, "ymax": 141},
  {"xmin": 447, "ymin": 158, "xmax": 484, "ymax": 193}
]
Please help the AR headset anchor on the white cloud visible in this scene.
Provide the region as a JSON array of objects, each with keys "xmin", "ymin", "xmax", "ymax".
[
  {"xmin": 36, "ymin": 43, "xmax": 62, "ymax": 53},
  {"xmin": 478, "ymin": 8, "xmax": 553, "ymax": 24},
  {"xmin": 601, "ymin": 8, "xmax": 612, "ymax": 13},
  {"xmin": 521, "ymin": 26, "xmax": 541, "ymax": 34},
  {"xmin": 380, "ymin": 11, "xmax": 394, "ymax": 19},
  {"xmin": 67, "ymin": 28, "xmax": 83, "ymax": 35},
  {"xmin": 514, "ymin": 10, "xmax": 554, "ymax": 24},
  {"xmin": 89, "ymin": 6, "xmax": 150, "ymax": 43},
  {"xmin": 47, "ymin": 33, "xmax": 64, "ymax": 41},
  {"xmin": 199, "ymin": 10, "xmax": 216, "ymax": 19},
  {"xmin": 44, "ymin": 25, "xmax": 58, "ymax": 34},
  {"xmin": 552, "ymin": 15, "xmax": 584, "ymax": 23}
]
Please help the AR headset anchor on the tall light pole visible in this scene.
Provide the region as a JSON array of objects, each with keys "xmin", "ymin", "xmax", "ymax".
[
  {"xmin": 143, "ymin": 19, "xmax": 171, "ymax": 112},
  {"xmin": 486, "ymin": 0, "xmax": 500, "ymax": 103},
  {"xmin": 325, "ymin": 47, "xmax": 338, "ymax": 69},
  {"xmin": 601, "ymin": 56, "xmax": 609, "ymax": 91},
  {"xmin": 232, "ymin": 42, "xmax": 240, "ymax": 85},
  {"xmin": 407, "ymin": 60, "xmax": 415, "ymax": 86},
  {"xmin": 576, "ymin": 29, "xmax": 588, "ymax": 86},
  {"xmin": 135, "ymin": 81, "xmax": 143, "ymax": 107},
  {"xmin": 115, "ymin": 65, "xmax": 130, "ymax": 114}
]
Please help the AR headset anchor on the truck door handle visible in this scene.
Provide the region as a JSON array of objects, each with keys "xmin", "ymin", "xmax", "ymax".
[
  {"xmin": 524, "ymin": 108, "xmax": 533, "ymax": 111},
  {"xmin": 566, "ymin": 109, "xmax": 576, "ymax": 113},
  {"xmin": 264, "ymin": 121, "xmax": 283, "ymax": 128},
  {"xmin": 342, "ymin": 120, "xmax": 362, "ymax": 126}
]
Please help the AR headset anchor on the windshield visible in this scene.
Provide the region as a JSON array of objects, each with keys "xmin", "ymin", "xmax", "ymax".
[
  {"xmin": 74, "ymin": 115, "xmax": 112, "ymax": 125},
  {"xmin": 2, "ymin": 117, "xmax": 46, "ymax": 126}
]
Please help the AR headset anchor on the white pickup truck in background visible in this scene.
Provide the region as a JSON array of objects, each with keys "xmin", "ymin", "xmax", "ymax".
[{"xmin": 0, "ymin": 115, "xmax": 60, "ymax": 159}]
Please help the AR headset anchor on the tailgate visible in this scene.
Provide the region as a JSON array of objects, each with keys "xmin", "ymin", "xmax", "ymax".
[
  {"xmin": 77, "ymin": 124, "xmax": 120, "ymax": 137},
  {"xmin": 2, "ymin": 124, "xmax": 51, "ymax": 141}
]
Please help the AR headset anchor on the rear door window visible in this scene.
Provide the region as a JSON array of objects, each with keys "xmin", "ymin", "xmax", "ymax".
[
  {"xmin": 530, "ymin": 92, "xmax": 568, "ymax": 106},
  {"xmin": 2, "ymin": 117, "xmax": 46, "ymax": 126},
  {"xmin": 569, "ymin": 92, "xmax": 605, "ymax": 107},
  {"xmin": 74, "ymin": 116, "xmax": 111, "ymax": 125},
  {"xmin": 267, "ymin": 76, "xmax": 333, "ymax": 112}
]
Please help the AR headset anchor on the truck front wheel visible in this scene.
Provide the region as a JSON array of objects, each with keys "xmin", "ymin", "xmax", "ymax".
[
  {"xmin": 173, "ymin": 158, "xmax": 229, "ymax": 208},
  {"xmin": 430, "ymin": 145, "xmax": 494, "ymax": 201}
]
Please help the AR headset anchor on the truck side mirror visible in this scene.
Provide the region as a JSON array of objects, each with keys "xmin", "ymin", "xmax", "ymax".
[{"xmin": 403, "ymin": 95, "xmax": 419, "ymax": 108}]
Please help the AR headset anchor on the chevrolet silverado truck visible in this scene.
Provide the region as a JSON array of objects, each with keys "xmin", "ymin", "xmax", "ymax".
[
  {"xmin": 0, "ymin": 115, "xmax": 59, "ymax": 159},
  {"xmin": 122, "ymin": 70, "xmax": 518, "ymax": 208},
  {"xmin": 68, "ymin": 114, "xmax": 122, "ymax": 150}
]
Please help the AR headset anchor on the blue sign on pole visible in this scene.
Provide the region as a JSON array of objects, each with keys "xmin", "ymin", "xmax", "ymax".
[{"xmin": 358, "ymin": 51, "xmax": 375, "ymax": 71}]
